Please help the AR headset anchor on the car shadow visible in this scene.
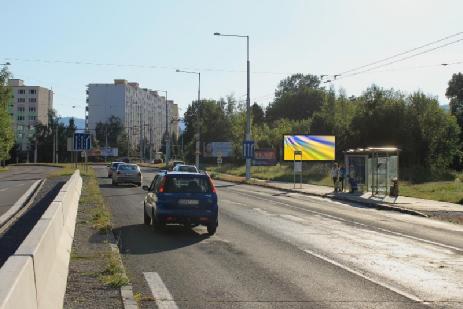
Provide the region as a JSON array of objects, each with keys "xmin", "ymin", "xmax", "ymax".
[
  {"xmin": 112, "ymin": 224, "xmax": 209, "ymax": 255},
  {"xmin": 215, "ymin": 184, "xmax": 237, "ymax": 189},
  {"xmin": 99, "ymin": 183, "xmax": 139, "ymax": 189}
]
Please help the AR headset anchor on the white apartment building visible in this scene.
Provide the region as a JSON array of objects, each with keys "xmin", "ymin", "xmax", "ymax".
[
  {"xmin": 86, "ymin": 79, "xmax": 179, "ymax": 153},
  {"xmin": 7, "ymin": 79, "xmax": 53, "ymax": 151}
]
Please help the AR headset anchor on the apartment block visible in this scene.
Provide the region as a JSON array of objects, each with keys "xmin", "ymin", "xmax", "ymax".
[
  {"xmin": 7, "ymin": 79, "xmax": 53, "ymax": 151},
  {"xmin": 86, "ymin": 79, "xmax": 179, "ymax": 153}
]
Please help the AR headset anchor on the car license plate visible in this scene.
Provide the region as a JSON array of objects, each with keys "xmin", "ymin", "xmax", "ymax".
[{"xmin": 178, "ymin": 199, "xmax": 199, "ymax": 205}]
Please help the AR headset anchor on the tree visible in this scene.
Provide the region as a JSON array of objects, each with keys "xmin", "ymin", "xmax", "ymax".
[
  {"xmin": 274, "ymin": 73, "xmax": 321, "ymax": 100},
  {"xmin": 0, "ymin": 66, "xmax": 14, "ymax": 163},
  {"xmin": 266, "ymin": 74, "xmax": 325, "ymax": 122},
  {"xmin": 95, "ymin": 116, "xmax": 128, "ymax": 155},
  {"xmin": 446, "ymin": 73, "xmax": 463, "ymax": 138},
  {"xmin": 251, "ymin": 102, "xmax": 265, "ymax": 125},
  {"xmin": 183, "ymin": 99, "xmax": 232, "ymax": 161}
]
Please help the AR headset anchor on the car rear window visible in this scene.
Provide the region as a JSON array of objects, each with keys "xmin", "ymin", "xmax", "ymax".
[
  {"xmin": 177, "ymin": 166, "xmax": 197, "ymax": 172},
  {"xmin": 164, "ymin": 176, "xmax": 212, "ymax": 193},
  {"xmin": 119, "ymin": 165, "xmax": 138, "ymax": 171}
]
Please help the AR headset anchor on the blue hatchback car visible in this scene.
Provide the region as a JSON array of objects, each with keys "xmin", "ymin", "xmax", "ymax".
[{"xmin": 143, "ymin": 171, "xmax": 218, "ymax": 235}]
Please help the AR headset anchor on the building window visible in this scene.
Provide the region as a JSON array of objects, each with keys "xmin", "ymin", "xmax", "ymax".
[
  {"xmin": 29, "ymin": 115, "xmax": 36, "ymax": 121},
  {"xmin": 17, "ymin": 115, "xmax": 25, "ymax": 121},
  {"xmin": 29, "ymin": 89, "xmax": 37, "ymax": 94},
  {"xmin": 29, "ymin": 107, "xmax": 36, "ymax": 112},
  {"xmin": 18, "ymin": 89, "xmax": 25, "ymax": 94},
  {"xmin": 18, "ymin": 106, "xmax": 25, "ymax": 112},
  {"xmin": 17, "ymin": 98, "xmax": 26, "ymax": 103},
  {"xmin": 29, "ymin": 98, "xmax": 37, "ymax": 103}
]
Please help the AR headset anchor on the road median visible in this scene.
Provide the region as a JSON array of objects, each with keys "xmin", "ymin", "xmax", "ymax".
[{"xmin": 0, "ymin": 170, "xmax": 82, "ymax": 309}]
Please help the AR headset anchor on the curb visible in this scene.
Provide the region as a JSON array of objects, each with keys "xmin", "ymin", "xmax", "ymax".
[
  {"xmin": 212, "ymin": 174, "xmax": 429, "ymax": 218},
  {"xmin": 0, "ymin": 179, "xmax": 44, "ymax": 230},
  {"xmin": 107, "ymin": 231, "xmax": 138, "ymax": 309},
  {"xmin": 9, "ymin": 163, "xmax": 64, "ymax": 168}
]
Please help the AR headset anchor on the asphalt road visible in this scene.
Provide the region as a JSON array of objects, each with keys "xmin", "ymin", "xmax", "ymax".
[
  {"xmin": 95, "ymin": 165, "xmax": 463, "ymax": 309},
  {"xmin": 0, "ymin": 165, "xmax": 58, "ymax": 217}
]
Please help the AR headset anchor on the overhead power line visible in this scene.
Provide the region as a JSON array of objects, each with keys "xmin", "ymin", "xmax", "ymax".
[
  {"xmin": 2, "ymin": 57, "xmax": 290, "ymax": 76},
  {"xmin": 337, "ymin": 31, "xmax": 463, "ymax": 76},
  {"xmin": 333, "ymin": 38, "xmax": 463, "ymax": 82}
]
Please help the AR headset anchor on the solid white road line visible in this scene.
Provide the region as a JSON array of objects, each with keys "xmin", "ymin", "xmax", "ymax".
[
  {"xmin": 225, "ymin": 188, "xmax": 463, "ymax": 253},
  {"xmin": 302, "ymin": 248, "xmax": 425, "ymax": 303},
  {"xmin": 143, "ymin": 272, "xmax": 179, "ymax": 309}
]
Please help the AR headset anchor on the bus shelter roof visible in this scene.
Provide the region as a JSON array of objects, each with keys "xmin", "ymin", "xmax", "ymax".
[{"xmin": 343, "ymin": 147, "xmax": 400, "ymax": 155}]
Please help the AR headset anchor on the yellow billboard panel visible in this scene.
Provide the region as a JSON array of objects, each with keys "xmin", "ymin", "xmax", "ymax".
[{"xmin": 283, "ymin": 135, "xmax": 335, "ymax": 161}]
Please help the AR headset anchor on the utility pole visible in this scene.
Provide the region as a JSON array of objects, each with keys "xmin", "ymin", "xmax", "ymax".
[
  {"xmin": 175, "ymin": 70, "xmax": 200, "ymax": 168},
  {"xmin": 34, "ymin": 138, "xmax": 37, "ymax": 163},
  {"xmin": 105, "ymin": 126, "xmax": 108, "ymax": 162},
  {"xmin": 214, "ymin": 32, "xmax": 252, "ymax": 180},
  {"xmin": 52, "ymin": 124, "xmax": 55, "ymax": 163},
  {"xmin": 165, "ymin": 92, "xmax": 170, "ymax": 168}
]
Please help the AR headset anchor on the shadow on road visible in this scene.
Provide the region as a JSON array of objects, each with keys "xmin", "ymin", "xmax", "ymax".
[
  {"xmin": 99, "ymin": 183, "xmax": 139, "ymax": 189},
  {"xmin": 215, "ymin": 184, "xmax": 238, "ymax": 189},
  {"xmin": 112, "ymin": 224, "xmax": 209, "ymax": 255}
]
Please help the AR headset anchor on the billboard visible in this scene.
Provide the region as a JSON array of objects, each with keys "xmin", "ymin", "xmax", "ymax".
[
  {"xmin": 283, "ymin": 135, "xmax": 335, "ymax": 161},
  {"xmin": 253, "ymin": 149, "xmax": 277, "ymax": 166},
  {"xmin": 203, "ymin": 142, "xmax": 233, "ymax": 157}
]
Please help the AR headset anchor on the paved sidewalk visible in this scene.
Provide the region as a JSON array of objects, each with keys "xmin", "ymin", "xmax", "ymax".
[
  {"xmin": 267, "ymin": 180, "xmax": 463, "ymax": 215},
  {"xmin": 213, "ymin": 173, "xmax": 463, "ymax": 219}
]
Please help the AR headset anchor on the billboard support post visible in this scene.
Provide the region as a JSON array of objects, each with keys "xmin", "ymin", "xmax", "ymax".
[{"xmin": 294, "ymin": 150, "xmax": 302, "ymax": 189}]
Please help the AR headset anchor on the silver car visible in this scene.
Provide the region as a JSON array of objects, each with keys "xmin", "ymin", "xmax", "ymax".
[
  {"xmin": 112, "ymin": 164, "xmax": 142, "ymax": 186},
  {"xmin": 108, "ymin": 161, "xmax": 124, "ymax": 178}
]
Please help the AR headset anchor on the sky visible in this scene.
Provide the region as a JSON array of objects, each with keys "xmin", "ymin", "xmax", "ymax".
[{"xmin": 2, "ymin": 0, "xmax": 462, "ymax": 119}]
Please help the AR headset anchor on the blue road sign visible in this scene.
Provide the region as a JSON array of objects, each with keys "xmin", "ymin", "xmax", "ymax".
[
  {"xmin": 243, "ymin": 141, "xmax": 255, "ymax": 159},
  {"xmin": 73, "ymin": 133, "xmax": 92, "ymax": 151}
]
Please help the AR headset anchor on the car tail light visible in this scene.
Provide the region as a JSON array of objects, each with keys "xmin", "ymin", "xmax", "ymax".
[
  {"xmin": 208, "ymin": 177, "xmax": 216, "ymax": 193},
  {"xmin": 158, "ymin": 176, "xmax": 167, "ymax": 193}
]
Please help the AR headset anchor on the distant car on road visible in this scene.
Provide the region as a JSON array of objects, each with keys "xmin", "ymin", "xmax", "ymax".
[
  {"xmin": 172, "ymin": 164, "xmax": 199, "ymax": 173},
  {"xmin": 143, "ymin": 171, "xmax": 218, "ymax": 235},
  {"xmin": 170, "ymin": 160, "xmax": 185, "ymax": 169},
  {"xmin": 112, "ymin": 163, "xmax": 142, "ymax": 186},
  {"xmin": 108, "ymin": 161, "xmax": 124, "ymax": 178}
]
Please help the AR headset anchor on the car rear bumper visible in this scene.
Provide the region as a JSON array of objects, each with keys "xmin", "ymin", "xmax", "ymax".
[
  {"xmin": 155, "ymin": 208, "xmax": 218, "ymax": 225},
  {"xmin": 113, "ymin": 176, "xmax": 141, "ymax": 183}
]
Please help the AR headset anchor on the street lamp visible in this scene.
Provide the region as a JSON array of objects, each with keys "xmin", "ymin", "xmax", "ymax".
[
  {"xmin": 154, "ymin": 90, "xmax": 169, "ymax": 167},
  {"xmin": 214, "ymin": 32, "xmax": 252, "ymax": 180},
  {"xmin": 176, "ymin": 69, "xmax": 201, "ymax": 169}
]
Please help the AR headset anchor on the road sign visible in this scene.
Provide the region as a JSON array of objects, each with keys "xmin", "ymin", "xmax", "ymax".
[
  {"xmin": 73, "ymin": 133, "xmax": 91, "ymax": 151},
  {"xmin": 243, "ymin": 141, "xmax": 254, "ymax": 159}
]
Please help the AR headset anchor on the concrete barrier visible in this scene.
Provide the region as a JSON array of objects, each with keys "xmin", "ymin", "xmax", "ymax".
[
  {"xmin": 0, "ymin": 170, "xmax": 82, "ymax": 309},
  {"xmin": 0, "ymin": 256, "xmax": 37, "ymax": 309}
]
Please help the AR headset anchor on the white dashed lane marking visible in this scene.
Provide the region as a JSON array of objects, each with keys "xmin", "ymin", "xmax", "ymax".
[{"xmin": 143, "ymin": 272, "xmax": 179, "ymax": 309}]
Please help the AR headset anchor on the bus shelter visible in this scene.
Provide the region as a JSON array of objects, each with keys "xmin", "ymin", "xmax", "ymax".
[{"xmin": 343, "ymin": 147, "xmax": 399, "ymax": 195}]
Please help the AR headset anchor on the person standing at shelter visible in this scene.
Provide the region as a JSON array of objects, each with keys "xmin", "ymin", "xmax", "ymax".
[
  {"xmin": 330, "ymin": 163, "xmax": 339, "ymax": 192},
  {"xmin": 339, "ymin": 163, "xmax": 346, "ymax": 192}
]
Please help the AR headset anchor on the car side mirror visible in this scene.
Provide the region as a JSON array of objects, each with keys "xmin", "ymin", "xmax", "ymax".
[{"xmin": 142, "ymin": 185, "xmax": 149, "ymax": 191}]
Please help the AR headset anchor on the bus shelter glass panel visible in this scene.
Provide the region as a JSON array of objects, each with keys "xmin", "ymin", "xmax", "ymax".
[{"xmin": 347, "ymin": 156, "xmax": 367, "ymax": 190}]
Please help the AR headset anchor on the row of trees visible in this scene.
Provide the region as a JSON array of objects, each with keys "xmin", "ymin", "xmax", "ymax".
[
  {"xmin": 182, "ymin": 73, "xmax": 463, "ymax": 180},
  {"xmin": 0, "ymin": 67, "xmax": 14, "ymax": 165}
]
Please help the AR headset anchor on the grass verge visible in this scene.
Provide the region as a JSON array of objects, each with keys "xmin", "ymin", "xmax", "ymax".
[
  {"xmin": 47, "ymin": 163, "xmax": 93, "ymax": 178},
  {"xmin": 100, "ymin": 250, "xmax": 129, "ymax": 288},
  {"xmin": 208, "ymin": 164, "xmax": 463, "ymax": 204},
  {"xmin": 0, "ymin": 167, "xmax": 7, "ymax": 173}
]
